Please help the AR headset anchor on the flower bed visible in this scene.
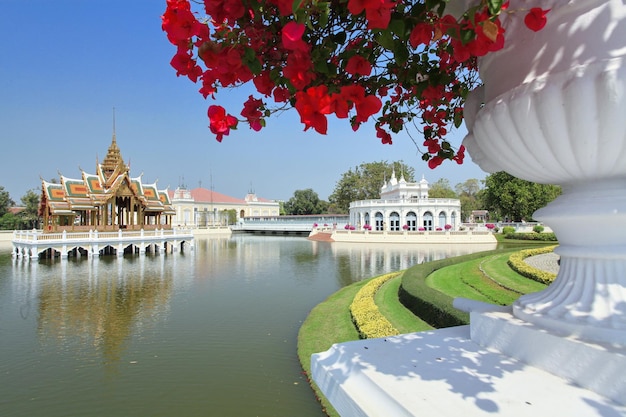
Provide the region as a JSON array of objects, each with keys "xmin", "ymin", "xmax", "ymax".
[
  {"xmin": 349, "ymin": 272, "xmax": 401, "ymax": 339},
  {"xmin": 507, "ymin": 245, "xmax": 558, "ymax": 285}
]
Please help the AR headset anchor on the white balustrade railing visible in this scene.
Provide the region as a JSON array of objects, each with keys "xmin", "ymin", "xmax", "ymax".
[{"xmin": 12, "ymin": 228, "xmax": 193, "ymax": 243}]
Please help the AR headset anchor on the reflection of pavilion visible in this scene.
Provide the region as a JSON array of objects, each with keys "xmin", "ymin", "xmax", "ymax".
[
  {"xmin": 36, "ymin": 256, "xmax": 174, "ymax": 367},
  {"xmin": 12, "ymin": 132, "xmax": 193, "ymax": 259}
]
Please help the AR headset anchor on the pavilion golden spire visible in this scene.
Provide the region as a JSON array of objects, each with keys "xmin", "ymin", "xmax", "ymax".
[{"xmin": 101, "ymin": 107, "xmax": 127, "ymax": 181}]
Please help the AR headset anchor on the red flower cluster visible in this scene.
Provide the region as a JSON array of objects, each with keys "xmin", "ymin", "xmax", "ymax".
[{"xmin": 162, "ymin": 0, "xmax": 549, "ymax": 168}]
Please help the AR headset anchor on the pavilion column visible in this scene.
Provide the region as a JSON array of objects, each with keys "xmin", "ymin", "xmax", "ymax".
[{"xmin": 130, "ymin": 197, "xmax": 135, "ymax": 228}]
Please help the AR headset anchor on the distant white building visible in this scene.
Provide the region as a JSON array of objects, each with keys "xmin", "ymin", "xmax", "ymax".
[
  {"xmin": 348, "ymin": 171, "xmax": 462, "ymax": 231},
  {"xmin": 169, "ymin": 187, "xmax": 280, "ymax": 227}
]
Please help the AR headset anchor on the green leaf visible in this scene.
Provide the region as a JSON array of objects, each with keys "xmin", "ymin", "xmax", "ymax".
[
  {"xmin": 243, "ymin": 48, "xmax": 262, "ymax": 75},
  {"xmin": 314, "ymin": 59, "xmax": 329, "ymax": 74},
  {"xmin": 292, "ymin": 0, "xmax": 302, "ymax": 15},
  {"xmin": 393, "ymin": 43, "xmax": 409, "ymax": 66},
  {"xmin": 454, "ymin": 109, "xmax": 463, "ymax": 128},
  {"xmin": 487, "ymin": 0, "xmax": 504, "ymax": 16},
  {"xmin": 317, "ymin": 2, "xmax": 330, "ymax": 27},
  {"xmin": 376, "ymin": 30, "xmax": 395, "ymax": 50},
  {"xmin": 460, "ymin": 28, "xmax": 475, "ymax": 45},
  {"xmin": 388, "ymin": 18, "xmax": 405, "ymax": 40}
]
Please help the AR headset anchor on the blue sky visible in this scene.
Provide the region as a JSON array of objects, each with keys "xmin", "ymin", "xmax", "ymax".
[{"xmin": 0, "ymin": 0, "xmax": 488, "ymax": 204}]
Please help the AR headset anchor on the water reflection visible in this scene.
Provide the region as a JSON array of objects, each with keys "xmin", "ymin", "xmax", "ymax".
[
  {"xmin": 15, "ymin": 255, "xmax": 177, "ymax": 368},
  {"xmin": 1, "ymin": 236, "xmax": 497, "ymax": 417},
  {"xmin": 325, "ymin": 242, "xmax": 498, "ymax": 287}
]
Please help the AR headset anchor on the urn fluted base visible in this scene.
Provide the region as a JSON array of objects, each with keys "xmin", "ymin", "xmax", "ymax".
[{"xmin": 511, "ymin": 180, "xmax": 626, "ymax": 346}]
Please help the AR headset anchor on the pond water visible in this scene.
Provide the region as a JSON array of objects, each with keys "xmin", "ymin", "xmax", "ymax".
[{"xmin": 0, "ymin": 234, "xmax": 495, "ymax": 417}]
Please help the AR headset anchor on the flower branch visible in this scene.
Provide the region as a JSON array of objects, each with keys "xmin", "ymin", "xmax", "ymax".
[{"xmin": 162, "ymin": 0, "xmax": 549, "ymax": 167}]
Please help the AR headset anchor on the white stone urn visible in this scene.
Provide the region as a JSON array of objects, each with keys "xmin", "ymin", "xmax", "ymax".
[{"xmin": 460, "ymin": 0, "xmax": 626, "ymax": 346}]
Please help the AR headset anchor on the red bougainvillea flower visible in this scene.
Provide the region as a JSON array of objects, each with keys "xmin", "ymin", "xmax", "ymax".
[
  {"xmin": 409, "ymin": 22, "xmax": 433, "ymax": 48},
  {"xmin": 208, "ymin": 105, "xmax": 238, "ymax": 142},
  {"xmin": 347, "ymin": 0, "xmax": 397, "ymax": 29},
  {"xmin": 524, "ymin": 8, "xmax": 550, "ymax": 32},
  {"xmin": 453, "ymin": 144, "xmax": 466, "ymax": 164},
  {"xmin": 354, "ymin": 94, "xmax": 382, "ymax": 123},
  {"xmin": 163, "ymin": 0, "xmax": 549, "ymax": 168},
  {"xmin": 170, "ymin": 47, "xmax": 203, "ymax": 82},
  {"xmin": 282, "ymin": 22, "xmax": 308, "ymax": 52},
  {"xmin": 428, "ymin": 155, "xmax": 444, "ymax": 169},
  {"xmin": 253, "ymin": 71, "xmax": 275, "ymax": 97},
  {"xmin": 294, "ymin": 86, "xmax": 333, "ymax": 134},
  {"xmin": 376, "ymin": 126, "xmax": 392, "ymax": 144},
  {"xmin": 284, "ymin": 50, "xmax": 315, "ymax": 90},
  {"xmin": 345, "ymin": 55, "xmax": 372, "ymax": 76},
  {"xmin": 161, "ymin": 0, "xmax": 203, "ymax": 45},
  {"xmin": 204, "ymin": 0, "xmax": 246, "ymax": 23},
  {"xmin": 241, "ymin": 96, "xmax": 265, "ymax": 131}
]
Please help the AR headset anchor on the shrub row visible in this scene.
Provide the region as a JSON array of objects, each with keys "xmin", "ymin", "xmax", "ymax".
[
  {"xmin": 397, "ymin": 251, "xmax": 508, "ymax": 328},
  {"xmin": 505, "ymin": 232, "xmax": 557, "ymax": 241},
  {"xmin": 507, "ymin": 245, "xmax": 558, "ymax": 285},
  {"xmin": 349, "ymin": 272, "xmax": 401, "ymax": 339}
]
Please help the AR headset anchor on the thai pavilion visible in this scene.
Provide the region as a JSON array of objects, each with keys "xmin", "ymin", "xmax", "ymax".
[{"xmin": 39, "ymin": 134, "xmax": 175, "ymax": 233}]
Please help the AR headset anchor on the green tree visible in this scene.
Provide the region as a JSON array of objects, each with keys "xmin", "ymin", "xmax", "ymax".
[
  {"xmin": 0, "ymin": 186, "xmax": 15, "ymax": 217},
  {"xmin": 482, "ymin": 172, "xmax": 561, "ymax": 221},
  {"xmin": 455, "ymin": 178, "xmax": 483, "ymax": 222},
  {"xmin": 0, "ymin": 213, "xmax": 19, "ymax": 230},
  {"xmin": 218, "ymin": 209, "xmax": 237, "ymax": 225},
  {"xmin": 329, "ymin": 161, "xmax": 415, "ymax": 213},
  {"xmin": 18, "ymin": 189, "xmax": 40, "ymax": 229},
  {"xmin": 428, "ymin": 178, "xmax": 457, "ymax": 198},
  {"xmin": 283, "ymin": 189, "xmax": 327, "ymax": 215}
]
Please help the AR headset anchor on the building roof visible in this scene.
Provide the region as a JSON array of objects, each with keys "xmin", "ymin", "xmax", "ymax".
[
  {"xmin": 190, "ymin": 187, "xmax": 245, "ymax": 204},
  {"xmin": 168, "ymin": 187, "xmax": 275, "ymax": 205},
  {"xmin": 39, "ymin": 135, "xmax": 174, "ymax": 216}
]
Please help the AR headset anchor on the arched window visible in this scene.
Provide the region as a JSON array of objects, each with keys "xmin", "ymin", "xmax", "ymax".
[
  {"xmin": 423, "ymin": 211, "xmax": 433, "ymax": 231},
  {"xmin": 364, "ymin": 212, "xmax": 370, "ymax": 227},
  {"xmin": 389, "ymin": 212, "xmax": 400, "ymax": 231},
  {"xmin": 439, "ymin": 211, "xmax": 447, "ymax": 229},
  {"xmin": 375, "ymin": 212, "xmax": 384, "ymax": 231},
  {"xmin": 406, "ymin": 211, "xmax": 417, "ymax": 231}
]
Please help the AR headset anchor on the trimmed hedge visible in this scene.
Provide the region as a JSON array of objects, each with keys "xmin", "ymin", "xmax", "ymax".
[
  {"xmin": 507, "ymin": 245, "xmax": 558, "ymax": 285},
  {"xmin": 505, "ymin": 232, "xmax": 557, "ymax": 241},
  {"xmin": 398, "ymin": 251, "xmax": 508, "ymax": 328},
  {"xmin": 350, "ymin": 272, "xmax": 401, "ymax": 339}
]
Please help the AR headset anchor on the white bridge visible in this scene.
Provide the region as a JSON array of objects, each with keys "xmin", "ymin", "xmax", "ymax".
[
  {"xmin": 232, "ymin": 215, "xmax": 350, "ymax": 235},
  {"xmin": 12, "ymin": 228, "xmax": 194, "ymax": 260}
]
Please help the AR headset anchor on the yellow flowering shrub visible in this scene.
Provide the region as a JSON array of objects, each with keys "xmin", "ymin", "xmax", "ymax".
[
  {"xmin": 507, "ymin": 245, "xmax": 558, "ymax": 285},
  {"xmin": 350, "ymin": 272, "xmax": 401, "ymax": 339}
]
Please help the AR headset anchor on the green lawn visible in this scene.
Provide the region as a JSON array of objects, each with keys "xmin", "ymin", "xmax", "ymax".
[
  {"xmin": 426, "ymin": 250, "xmax": 547, "ymax": 305},
  {"xmin": 375, "ymin": 273, "xmax": 433, "ymax": 333},
  {"xmin": 481, "ymin": 253, "xmax": 547, "ymax": 294},
  {"xmin": 297, "ymin": 282, "xmax": 363, "ymax": 417},
  {"xmin": 297, "ymin": 243, "xmax": 554, "ymax": 416}
]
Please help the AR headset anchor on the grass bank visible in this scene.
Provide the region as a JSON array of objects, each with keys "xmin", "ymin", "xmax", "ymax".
[{"xmin": 297, "ymin": 241, "xmax": 555, "ymax": 416}]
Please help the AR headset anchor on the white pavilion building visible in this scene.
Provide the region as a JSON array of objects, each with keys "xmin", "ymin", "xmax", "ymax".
[{"xmin": 348, "ymin": 171, "xmax": 461, "ymax": 232}]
